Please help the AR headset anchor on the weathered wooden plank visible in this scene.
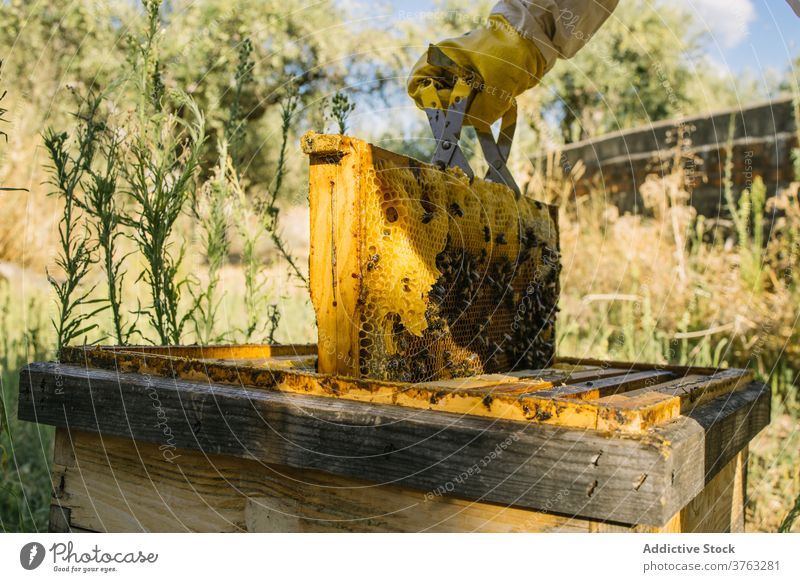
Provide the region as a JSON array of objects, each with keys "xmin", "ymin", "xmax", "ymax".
[
  {"xmin": 415, "ymin": 367, "xmax": 631, "ymax": 396},
  {"xmin": 56, "ymin": 429, "xmax": 624, "ymax": 533},
  {"xmin": 49, "ymin": 505, "xmax": 95, "ymax": 533},
  {"xmin": 677, "ymin": 448, "xmax": 747, "ymax": 533},
  {"xmin": 654, "ymin": 382, "xmax": 769, "ymax": 524},
  {"xmin": 19, "ymin": 363, "xmax": 769, "ymax": 526},
  {"xmin": 688, "ymin": 382, "xmax": 770, "ymax": 480},
  {"xmin": 532, "ymin": 370, "xmax": 675, "ymax": 400},
  {"xmin": 60, "ymin": 433, "xmax": 250, "ymax": 532},
  {"xmin": 603, "ymin": 369, "xmax": 753, "ymax": 412},
  {"xmin": 50, "ymin": 429, "xmax": 745, "ymax": 533},
  {"xmin": 69, "ymin": 344, "xmax": 317, "ymax": 359},
  {"xmin": 49, "ymin": 505, "xmax": 72, "ymax": 533},
  {"xmin": 556, "ymin": 355, "xmax": 742, "ymax": 378}
]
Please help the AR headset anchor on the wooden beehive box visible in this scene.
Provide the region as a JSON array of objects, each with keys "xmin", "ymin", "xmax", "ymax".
[
  {"xmin": 16, "ymin": 134, "xmax": 769, "ymax": 532},
  {"xmin": 302, "ymin": 132, "xmax": 560, "ymax": 382},
  {"xmin": 19, "ymin": 344, "xmax": 769, "ymax": 532}
]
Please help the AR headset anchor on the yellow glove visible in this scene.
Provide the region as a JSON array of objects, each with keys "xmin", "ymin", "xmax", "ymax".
[{"xmin": 407, "ymin": 15, "xmax": 546, "ymax": 127}]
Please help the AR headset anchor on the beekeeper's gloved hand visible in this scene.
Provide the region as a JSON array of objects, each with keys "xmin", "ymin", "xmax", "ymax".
[
  {"xmin": 407, "ymin": 15, "xmax": 544, "ymax": 127},
  {"xmin": 408, "ymin": 1, "xmax": 620, "ymax": 126}
]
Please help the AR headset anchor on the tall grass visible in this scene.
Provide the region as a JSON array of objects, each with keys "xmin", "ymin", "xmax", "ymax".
[
  {"xmin": 124, "ymin": 2, "xmax": 207, "ymax": 345},
  {"xmin": 232, "ymin": 89, "xmax": 303, "ymax": 341},
  {"xmin": 0, "ymin": 281, "xmax": 52, "ymax": 532},
  {"xmin": 776, "ymin": 92, "xmax": 800, "ymax": 533},
  {"xmin": 209, "ymin": 37, "xmax": 301, "ymax": 342},
  {"xmin": 84, "ymin": 130, "xmax": 135, "ymax": 345},
  {"xmin": 193, "ymin": 140, "xmax": 233, "ymax": 343},
  {"xmin": 0, "ymin": 58, "xmax": 18, "ymax": 193},
  {"xmin": 189, "ymin": 39, "xmax": 260, "ymax": 343},
  {"xmin": 260, "ymin": 89, "xmax": 306, "ymax": 286},
  {"xmin": 792, "ymin": 89, "xmax": 800, "ymax": 182},
  {"xmin": 125, "ymin": 91, "xmax": 206, "ymax": 345},
  {"xmin": 42, "ymin": 93, "xmax": 108, "ymax": 354},
  {"xmin": 0, "ymin": 57, "xmax": 52, "ymax": 532},
  {"xmin": 36, "ymin": 6, "xmax": 310, "ymax": 350},
  {"xmin": 780, "ymin": 491, "xmax": 800, "ymax": 533},
  {"xmin": 224, "ymin": 38, "xmax": 255, "ymax": 172}
]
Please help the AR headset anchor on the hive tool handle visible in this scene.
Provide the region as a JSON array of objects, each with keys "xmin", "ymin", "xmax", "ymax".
[
  {"xmin": 423, "ymin": 44, "xmax": 522, "ymax": 198},
  {"xmin": 423, "ymin": 45, "xmax": 477, "ymax": 180},
  {"xmin": 475, "ymin": 101, "xmax": 521, "ymax": 198}
]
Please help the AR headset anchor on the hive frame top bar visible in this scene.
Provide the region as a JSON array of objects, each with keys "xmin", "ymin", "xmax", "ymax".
[{"xmin": 59, "ymin": 344, "xmax": 753, "ymax": 435}]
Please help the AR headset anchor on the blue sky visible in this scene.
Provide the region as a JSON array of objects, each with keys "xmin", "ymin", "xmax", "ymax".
[
  {"xmin": 386, "ymin": 0, "xmax": 799, "ymax": 76},
  {"xmin": 722, "ymin": 0, "xmax": 798, "ymax": 74}
]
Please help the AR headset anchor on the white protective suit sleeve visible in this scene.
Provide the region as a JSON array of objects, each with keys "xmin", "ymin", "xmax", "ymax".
[{"xmin": 491, "ymin": 0, "xmax": 620, "ymax": 73}]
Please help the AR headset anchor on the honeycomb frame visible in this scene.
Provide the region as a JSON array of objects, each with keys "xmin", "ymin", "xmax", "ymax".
[{"xmin": 303, "ymin": 132, "xmax": 560, "ymax": 382}]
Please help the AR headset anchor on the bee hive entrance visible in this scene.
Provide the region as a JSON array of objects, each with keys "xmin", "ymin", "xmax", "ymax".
[{"xmin": 303, "ymin": 132, "xmax": 560, "ymax": 382}]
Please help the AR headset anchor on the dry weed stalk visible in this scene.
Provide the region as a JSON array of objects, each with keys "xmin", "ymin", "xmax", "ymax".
[{"xmin": 639, "ymin": 124, "xmax": 701, "ymax": 283}]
